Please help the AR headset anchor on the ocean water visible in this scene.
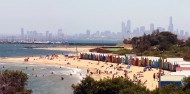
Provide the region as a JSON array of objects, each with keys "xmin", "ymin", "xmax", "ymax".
[
  {"xmin": 0, "ymin": 44, "xmax": 73, "ymax": 57},
  {"xmin": 0, "ymin": 44, "xmax": 86, "ymax": 94},
  {"xmin": 0, "ymin": 62, "xmax": 86, "ymax": 94}
]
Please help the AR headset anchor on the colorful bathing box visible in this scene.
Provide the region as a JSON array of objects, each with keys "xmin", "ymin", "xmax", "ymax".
[{"xmin": 80, "ymin": 53, "xmax": 190, "ymax": 87}]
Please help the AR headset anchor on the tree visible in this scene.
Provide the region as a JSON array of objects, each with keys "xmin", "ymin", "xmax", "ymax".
[
  {"xmin": 185, "ymin": 38, "xmax": 190, "ymax": 46},
  {"xmin": 0, "ymin": 70, "xmax": 32, "ymax": 94},
  {"xmin": 151, "ymin": 84, "xmax": 184, "ymax": 94},
  {"xmin": 158, "ymin": 32, "xmax": 177, "ymax": 50},
  {"xmin": 72, "ymin": 76, "xmax": 150, "ymax": 94},
  {"xmin": 72, "ymin": 76, "xmax": 97, "ymax": 94},
  {"xmin": 129, "ymin": 31, "xmax": 177, "ymax": 52}
]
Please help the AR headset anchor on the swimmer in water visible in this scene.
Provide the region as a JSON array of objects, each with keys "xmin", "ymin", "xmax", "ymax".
[{"xmin": 61, "ymin": 77, "xmax": 64, "ymax": 80}]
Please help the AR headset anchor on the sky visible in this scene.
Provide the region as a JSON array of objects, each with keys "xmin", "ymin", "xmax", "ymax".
[{"xmin": 0, "ymin": 0, "xmax": 189, "ymax": 35}]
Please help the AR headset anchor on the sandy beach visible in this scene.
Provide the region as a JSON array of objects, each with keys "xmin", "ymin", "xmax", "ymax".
[
  {"xmin": 0, "ymin": 46, "xmax": 170, "ymax": 91},
  {"xmin": 35, "ymin": 46, "xmax": 98, "ymax": 53}
]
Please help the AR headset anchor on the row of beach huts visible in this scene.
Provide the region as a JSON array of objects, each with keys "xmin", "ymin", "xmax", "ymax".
[{"xmin": 79, "ymin": 52, "xmax": 190, "ymax": 87}]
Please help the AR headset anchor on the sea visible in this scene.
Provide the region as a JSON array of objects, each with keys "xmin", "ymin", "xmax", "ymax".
[{"xmin": 0, "ymin": 44, "xmax": 86, "ymax": 94}]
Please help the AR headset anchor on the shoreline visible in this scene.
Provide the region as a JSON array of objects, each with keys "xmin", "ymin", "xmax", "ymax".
[
  {"xmin": 34, "ymin": 46, "xmax": 99, "ymax": 53},
  {"xmin": 0, "ymin": 46, "xmax": 171, "ymax": 91},
  {"xmin": 0, "ymin": 54, "xmax": 171, "ymax": 91}
]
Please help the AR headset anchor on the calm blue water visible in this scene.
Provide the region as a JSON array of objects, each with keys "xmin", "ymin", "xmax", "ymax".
[
  {"xmin": 0, "ymin": 44, "xmax": 86, "ymax": 94},
  {"xmin": 0, "ymin": 44, "xmax": 73, "ymax": 57},
  {"xmin": 66, "ymin": 39, "xmax": 122, "ymax": 43}
]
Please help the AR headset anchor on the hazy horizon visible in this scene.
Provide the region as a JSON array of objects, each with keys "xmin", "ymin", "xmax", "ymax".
[{"xmin": 0, "ymin": 0, "xmax": 189, "ymax": 35}]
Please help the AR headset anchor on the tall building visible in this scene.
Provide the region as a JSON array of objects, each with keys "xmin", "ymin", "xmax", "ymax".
[
  {"xmin": 86, "ymin": 30, "xmax": 91, "ymax": 36},
  {"xmin": 121, "ymin": 20, "xmax": 131, "ymax": 38},
  {"xmin": 185, "ymin": 32, "xmax": 189, "ymax": 37},
  {"xmin": 180, "ymin": 30, "xmax": 184, "ymax": 36},
  {"xmin": 57, "ymin": 29, "xmax": 63, "ymax": 35},
  {"xmin": 168, "ymin": 16, "xmax": 174, "ymax": 32},
  {"xmin": 140, "ymin": 26, "xmax": 145, "ymax": 33},
  {"xmin": 157, "ymin": 27, "xmax": 165, "ymax": 32},
  {"xmin": 150, "ymin": 24, "xmax": 154, "ymax": 32},
  {"xmin": 21, "ymin": 28, "xmax": 24, "ymax": 37},
  {"xmin": 126, "ymin": 20, "xmax": 131, "ymax": 33},
  {"xmin": 121, "ymin": 22, "xmax": 125, "ymax": 35},
  {"xmin": 46, "ymin": 31, "xmax": 49, "ymax": 41}
]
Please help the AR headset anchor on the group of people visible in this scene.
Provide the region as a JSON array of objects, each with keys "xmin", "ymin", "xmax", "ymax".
[{"xmin": 153, "ymin": 70, "xmax": 165, "ymax": 81}]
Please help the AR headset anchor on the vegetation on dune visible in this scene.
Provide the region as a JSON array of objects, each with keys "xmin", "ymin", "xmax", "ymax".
[
  {"xmin": 113, "ymin": 49, "xmax": 134, "ymax": 55},
  {"xmin": 0, "ymin": 70, "xmax": 32, "ymax": 94},
  {"xmin": 72, "ymin": 76, "xmax": 150, "ymax": 94},
  {"xmin": 72, "ymin": 76, "xmax": 190, "ymax": 94},
  {"xmin": 121, "ymin": 30, "xmax": 190, "ymax": 61}
]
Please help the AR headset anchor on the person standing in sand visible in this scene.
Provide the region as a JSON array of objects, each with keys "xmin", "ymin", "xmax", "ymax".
[
  {"xmin": 87, "ymin": 68, "xmax": 90, "ymax": 74},
  {"xmin": 153, "ymin": 73, "xmax": 156, "ymax": 81}
]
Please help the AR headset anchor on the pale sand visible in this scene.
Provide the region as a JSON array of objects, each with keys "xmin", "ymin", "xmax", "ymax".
[
  {"xmin": 0, "ymin": 55, "xmax": 170, "ymax": 91},
  {"xmin": 35, "ymin": 46, "xmax": 98, "ymax": 53}
]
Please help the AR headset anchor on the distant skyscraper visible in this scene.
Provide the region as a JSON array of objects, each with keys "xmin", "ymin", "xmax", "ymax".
[
  {"xmin": 150, "ymin": 24, "xmax": 154, "ymax": 32},
  {"xmin": 21, "ymin": 28, "xmax": 24, "ymax": 36},
  {"xmin": 168, "ymin": 16, "xmax": 174, "ymax": 32},
  {"xmin": 121, "ymin": 22, "xmax": 125, "ymax": 35},
  {"xmin": 185, "ymin": 32, "xmax": 189, "ymax": 37},
  {"xmin": 121, "ymin": 20, "xmax": 131, "ymax": 38},
  {"xmin": 180, "ymin": 30, "xmax": 184, "ymax": 36},
  {"xmin": 126, "ymin": 20, "xmax": 131, "ymax": 33},
  {"xmin": 57, "ymin": 29, "xmax": 64, "ymax": 39},
  {"xmin": 140, "ymin": 26, "xmax": 145, "ymax": 33},
  {"xmin": 57, "ymin": 29, "xmax": 63, "ymax": 35},
  {"xmin": 46, "ymin": 31, "xmax": 49, "ymax": 37},
  {"xmin": 86, "ymin": 30, "xmax": 91, "ymax": 36},
  {"xmin": 96, "ymin": 31, "xmax": 100, "ymax": 36},
  {"xmin": 157, "ymin": 27, "xmax": 165, "ymax": 32},
  {"xmin": 46, "ymin": 31, "xmax": 49, "ymax": 40}
]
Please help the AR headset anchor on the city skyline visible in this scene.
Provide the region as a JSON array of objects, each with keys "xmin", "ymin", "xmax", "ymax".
[
  {"xmin": 0, "ymin": 16, "xmax": 188, "ymax": 43},
  {"xmin": 0, "ymin": 0, "xmax": 189, "ymax": 35},
  {"xmin": 19, "ymin": 16, "xmax": 188, "ymax": 37}
]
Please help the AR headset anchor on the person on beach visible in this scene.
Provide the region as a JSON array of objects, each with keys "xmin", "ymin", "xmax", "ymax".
[
  {"xmin": 96, "ymin": 69, "xmax": 99, "ymax": 74},
  {"xmin": 112, "ymin": 74, "xmax": 115, "ymax": 79},
  {"xmin": 99, "ymin": 70, "xmax": 101, "ymax": 74},
  {"xmin": 61, "ymin": 77, "xmax": 64, "ymax": 80},
  {"xmin": 87, "ymin": 68, "xmax": 90, "ymax": 74},
  {"xmin": 133, "ymin": 74, "xmax": 136, "ymax": 81},
  {"xmin": 124, "ymin": 72, "xmax": 127, "ymax": 78},
  {"xmin": 153, "ymin": 73, "xmax": 156, "ymax": 81},
  {"xmin": 143, "ymin": 68, "xmax": 146, "ymax": 72}
]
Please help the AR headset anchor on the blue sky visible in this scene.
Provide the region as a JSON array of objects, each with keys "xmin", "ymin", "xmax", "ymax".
[{"xmin": 0, "ymin": 0, "xmax": 189, "ymax": 35}]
